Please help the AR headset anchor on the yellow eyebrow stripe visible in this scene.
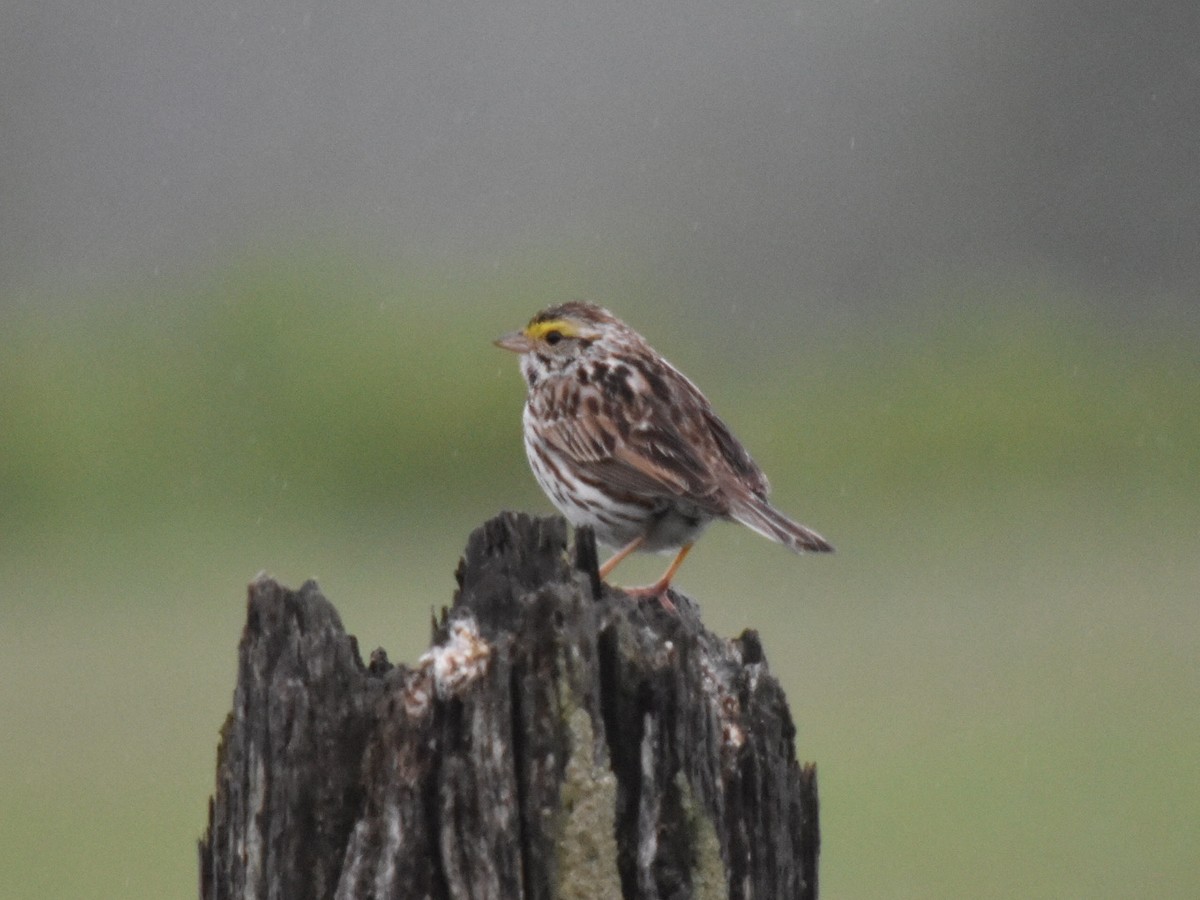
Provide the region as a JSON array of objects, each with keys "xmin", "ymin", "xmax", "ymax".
[{"xmin": 525, "ymin": 319, "xmax": 582, "ymax": 341}]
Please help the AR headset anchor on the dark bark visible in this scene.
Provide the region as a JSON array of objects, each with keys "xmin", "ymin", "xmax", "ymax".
[{"xmin": 200, "ymin": 512, "xmax": 819, "ymax": 900}]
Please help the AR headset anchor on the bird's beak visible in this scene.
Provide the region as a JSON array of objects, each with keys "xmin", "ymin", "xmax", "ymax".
[{"xmin": 494, "ymin": 330, "xmax": 535, "ymax": 353}]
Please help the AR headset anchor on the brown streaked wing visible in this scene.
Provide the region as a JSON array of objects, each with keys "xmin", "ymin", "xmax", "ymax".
[
  {"xmin": 537, "ymin": 387, "xmax": 728, "ymax": 514},
  {"xmin": 702, "ymin": 407, "xmax": 769, "ymax": 498},
  {"xmin": 641, "ymin": 353, "xmax": 769, "ymax": 500}
]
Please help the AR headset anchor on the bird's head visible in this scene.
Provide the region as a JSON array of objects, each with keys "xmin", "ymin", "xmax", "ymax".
[{"xmin": 495, "ymin": 302, "xmax": 624, "ymax": 382}]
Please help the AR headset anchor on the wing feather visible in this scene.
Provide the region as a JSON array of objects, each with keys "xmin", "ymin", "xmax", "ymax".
[
  {"xmin": 539, "ymin": 400, "xmax": 720, "ymax": 511},
  {"xmin": 534, "ymin": 354, "xmax": 768, "ymax": 519}
]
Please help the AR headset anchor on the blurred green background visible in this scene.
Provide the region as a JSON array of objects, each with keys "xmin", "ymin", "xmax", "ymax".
[
  {"xmin": 4, "ymin": 2, "xmax": 1199, "ymax": 897},
  {"xmin": 2, "ymin": 256, "xmax": 1196, "ymax": 898}
]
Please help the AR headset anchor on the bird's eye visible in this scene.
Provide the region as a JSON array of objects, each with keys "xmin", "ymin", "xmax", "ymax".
[{"xmin": 545, "ymin": 330, "xmax": 563, "ymax": 346}]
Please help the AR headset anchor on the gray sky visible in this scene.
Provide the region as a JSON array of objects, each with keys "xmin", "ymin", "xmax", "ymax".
[{"xmin": 2, "ymin": 1, "xmax": 1196, "ymax": 311}]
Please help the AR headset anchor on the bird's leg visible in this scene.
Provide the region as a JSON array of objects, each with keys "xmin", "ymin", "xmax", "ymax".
[
  {"xmin": 623, "ymin": 543, "xmax": 695, "ymax": 613},
  {"xmin": 599, "ymin": 535, "xmax": 645, "ymax": 579}
]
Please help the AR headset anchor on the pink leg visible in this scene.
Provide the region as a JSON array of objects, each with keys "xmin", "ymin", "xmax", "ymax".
[
  {"xmin": 622, "ymin": 543, "xmax": 694, "ymax": 613},
  {"xmin": 599, "ymin": 535, "xmax": 645, "ymax": 579}
]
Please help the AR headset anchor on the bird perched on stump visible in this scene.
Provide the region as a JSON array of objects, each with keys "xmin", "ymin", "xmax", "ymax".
[{"xmin": 496, "ymin": 301, "xmax": 832, "ymax": 609}]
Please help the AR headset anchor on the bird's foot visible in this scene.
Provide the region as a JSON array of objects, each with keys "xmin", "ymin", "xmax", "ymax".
[
  {"xmin": 621, "ymin": 582, "xmax": 679, "ymax": 614},
  {"xmin": 601, "ymin": 541, "xmax": 691, "ymax": 614}
]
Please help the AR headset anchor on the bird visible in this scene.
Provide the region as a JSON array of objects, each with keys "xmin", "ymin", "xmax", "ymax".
[{"xmin": 495, "ymin": 301, "xmax": 832, "ymax": 608}]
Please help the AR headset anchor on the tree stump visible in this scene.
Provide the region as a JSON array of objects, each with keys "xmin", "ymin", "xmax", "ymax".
[{"xmin": 199, "ymin": 512, "xmax": 819, "ymax": 900}]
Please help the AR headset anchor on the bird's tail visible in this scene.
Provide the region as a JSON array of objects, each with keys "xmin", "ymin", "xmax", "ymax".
[{"xmin": 730, "ymin": 493, "xmax": 834, "ymax": 555}]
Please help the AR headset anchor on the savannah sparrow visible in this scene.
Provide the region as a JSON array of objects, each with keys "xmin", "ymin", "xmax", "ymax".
[{"xmin": 495, "ymin": 301, "xmax": 832, "ymax": 607}]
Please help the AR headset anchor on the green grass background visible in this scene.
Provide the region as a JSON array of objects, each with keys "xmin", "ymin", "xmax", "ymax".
[{"xmin": 2, "ymin": 255, "xmax": 1196, "ymax": 898}]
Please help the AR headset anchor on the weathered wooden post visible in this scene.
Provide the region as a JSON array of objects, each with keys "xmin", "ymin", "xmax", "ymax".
[{"xmin": 200, "ymin": 512, "xmax": 819, "ymax": 899}]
